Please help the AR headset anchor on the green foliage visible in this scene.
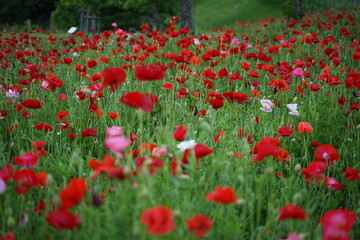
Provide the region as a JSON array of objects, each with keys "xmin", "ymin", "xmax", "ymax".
[
  {"xmin": 0, "ymin": 0, "xmax": 58, "ymax": 29},
  {"xmin": 281, "ymin": 0, "xmax": 298, "ymax": 19},
  {"xmin": 50, "ymin": 0, "xmax": 178, "ymax": 32},
  {"xmin": 50, "ymin": 0, "xmax": 79, "ymax": 32},
  {"xmin": 195, "ymin": 0, "xmax": 283, "ymax": 31}
]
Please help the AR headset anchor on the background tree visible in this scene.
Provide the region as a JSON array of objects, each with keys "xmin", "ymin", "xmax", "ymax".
[
  {"xmin": 0, "ymin": 0, "xmax": 58, "ymax": 29},
  {"xmin": 51, "ymin": 0, "xmax": 177, "ymax": 32},
  {"xmin": 180, "ymin": 0, "xmax": 193, "ymax": 31}
]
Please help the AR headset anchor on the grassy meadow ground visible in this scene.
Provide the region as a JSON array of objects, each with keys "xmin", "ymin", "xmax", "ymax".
[{"xmin": 0, "ymin": 5, "xmax": 360, "ymax": 240}]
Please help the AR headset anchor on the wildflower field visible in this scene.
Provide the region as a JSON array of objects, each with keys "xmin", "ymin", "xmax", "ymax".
[{"xmin": 0, "ymin": 7, "xmax": 359, "ymax": 240}]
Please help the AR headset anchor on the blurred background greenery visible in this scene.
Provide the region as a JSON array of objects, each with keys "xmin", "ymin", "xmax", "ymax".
[{"xmin": 0, "ymin": 0, "xmax": 358, "ymax": 33}]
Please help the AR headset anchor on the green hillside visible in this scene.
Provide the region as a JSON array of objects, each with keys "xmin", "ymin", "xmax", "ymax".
[{"xmin": 194, "ymin": 0, "xmax": 284, "ymax": 31}]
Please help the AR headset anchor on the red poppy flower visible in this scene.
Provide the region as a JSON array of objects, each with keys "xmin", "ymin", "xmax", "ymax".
[
  {"xmin": 268, "ymin": 79, "xmax": 291, "ymax": 93},
  {"xmin": 301, "ymin": 161, "xmax": 327, "ymax": 183},
  {"xmin": 0, "ymin": 110, "xmax": 7, "ymax": 120},
  {"xmin": 61, "ymin": 58, "xmax": 72, "ymax": 65},
  {"xmin": 186, "ymin": 214, "xmax": 212, "ymax": 238},
  {"xmin": 218, "ymin": 67, "xmax": 228, "ymax": 78},
  {"xmin": 23, "ymin": 99, "xmax": 43, "ymax": 109},
  {"xmin": 190, "ymin": 55, "xmax": 200, "ymax": 66},
  {"xmin": 0, "ymin": 232, "xmax": 15, "ymax": 240},
  {"xmin": 135, "ymin": 156, "xmax": 164, "ymax": 175},
  {"xmin": 68, "ymin": 133, "xmax": 76, "ymax": 140},
  {"xmin": 58, "ymin": 178, "xmax": 87, "ymax": 209},
  {"xmin": 46, "ymin": 209, "xmax": 81, "ymax": 230},
  {"xmin": 343, "ymin": 167, "xmax": 360, "ymax": 181},
  {"xmin": 209, "ymin": 98, "xmax": 224, "ymax": 110},
  {"xmin": 250, "ymin": 137, "xmax": 282, "ymax": 162},
  {"xmin": 21, "ymin": 111, "xmax": 35, "ymax": 119},
  {"xmin": 161, "ymin": 82, "xmax": 174, "ymax": 90},
  {"xmin": 314, "ymin": 144, "xmax": 340, "ymax": 164},
  {"xmin": 173, "ymin": 125, "xmax": 188, "ymax": 141},
  {"xmin": 310, "ymin": 141, "xmax": 320, "ymax": 147},
  {"xmin": 57, "ymin": 110, "xmax": 69, "ymax": 121},
  {"xmin": 273, "ymin": 148, "xmax": 291, "ymax": 163},
  {"xmin": 140, "ymin": 206, "xmax": 176, "ymax": 235},
  {"xmin": 223, "ymin": 92, "xmax": 250, "ymax": 103},
  {"xmin": 135, "ymin": 65, "xmax": 165, "ymax": 81},
  {"xmin": 193, "ymin": 143, "xmax": 214, "ymax": 159},
  {"xmin": 108, "ymin": 112, "xmax": 119, "ymax": 119},
  {"xmin": 205, "ymin": 186, "xmax": 240, "ymax": 204},
  {"xmin": 34, "ymin": 123, "xmax": 53, "ymax": 132},
  {"xmin": 59, "ymin": 121, "xmax": 70, "ymax": 131},
  {"xmin": 99, "ymin": 56, "xmax": 109, "ymax": 63},
  {"xmin": 32, "ymin": 140, "xmax": 48, "ymax": 156},
  {"xmin": 13, "ymin": 169, "xmax": 39, "ymax": 194},
  {"xmin": 248, "ymin": 70, "xmax": 259, "ymax": 78},
  {"xmin": 13, "ymin": 152, "xmax": 39, "ymax": 168},
  {"xmin": 203, "ymin": 80, "xmax": 213, "ymax": 89},
  {"xmin": 320, "ymin": 209, "xmax": 357, "ymax": 240},
  {"xmin": 213, "ymin": 131, "xmax": 226, "ymax": 143},
  {"xmin": 102, "ymin": 67, "xmax": 127, "ymax": 92},
  {"xmin": 297, "ymin": 122, "xmax": 313, "ymax": 133},
  {"xmin": 276, "ymin": 126, "xmax": 294, "ymax": 137},
  {"xmin": 176, "ymin": 88, "xmax": 189, "ymax": 98},
  {"xmin": 87, "ymin": 59, "xmax": 98, "ymax": 68},
  {"xmin": 278, "ymin": 203, "xmax": 308, "ymax": 221},
  {"xmin": 352, "ymin": 52, "xmax": 360, "ymax": 61},
  {"xmin": 120, "ymin": 92, "xmax": 154, "ymax": 112},
  {"xmin": 6, "ymin": 125, "xmax": 18, "ymax": 133},
  {"xmin": 81, "ymin": 128, "xmax": 97, "ymax": 137},
  {"xmin": 309, "ymin": 83, "xmax": 321, "ymax": 92},
  {"xmin": 58, "ymin": 93, "xmax": 68, "ymax": 101}
]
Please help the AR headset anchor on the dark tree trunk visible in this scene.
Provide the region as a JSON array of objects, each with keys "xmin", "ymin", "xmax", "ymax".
[
  {"xmin": 295, "ymin": 0, "xmax": 304, "ymax": 18},
  {"xmin": 152, "ymin": 0, "xmax": 158, "ymax": 29},
  {"xmin": 180, "ymin": 0, "xmax": 193, "ymax": 31}
]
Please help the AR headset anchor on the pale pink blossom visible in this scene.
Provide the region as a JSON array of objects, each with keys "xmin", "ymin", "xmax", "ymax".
[
  {"xmin": 0, "ymin": 179, "xmax": 6, "ymax": 194},
  {"xmin": 260, "ymin": 99, "xmax": 273, "ymax": 112},
  {"xmin": 193, "ymin": 38, "xmax": 200, "ymax": 45},
  {"xmin": 106, "ymin": 126, "xmax": 124, "ymax": 137},
  {"xmin": 115, "ymin": 29, "xmax": 125, "ymax": 36},
  {"xmin": 152, "ymin": 145, "xmax": 173, "ymax": 157},
  {"xmin": 286, "ymin": 104, "xmax": 299, "ymax": 115},
  {"xmin": 6, "ymin": 89, "xmax": 20, "ymax": 99}
]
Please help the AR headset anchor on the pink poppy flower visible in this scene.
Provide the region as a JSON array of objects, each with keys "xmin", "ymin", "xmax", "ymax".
[
  {"xmin": 292, "ymin": 68, "xmax": 305, "ymax": 78},
  {"xmin": 0, "ymin": 178, "xmax": 6, "ymax": 194},
  {"xmin": 320, "ymin": 209, "xmax": 357, "ymax": 240},
  {"xmin": 286, "ymin": 104, "xmax": 299, "ymax": 115},
  {"xmin": 231, "ymin": 38, "xmax": 240, "ymax": 46},
  {"xmin": 324, "ymin": 177, "xmax": 343, "ymax": 191},
  {"xmin": 13, "ymin": 152, "xmax": 39, "ymax": 168},
  {"xmin": 105, "ymin": 126, "xmax": 124, "ymax": 137},
  {"xmin": 260, "ymin": 99, "xmax": 273, "ymax": 112},
  {"xmin": 105, "ymin": 136, "xmax": 131, "ymax": 158}
]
